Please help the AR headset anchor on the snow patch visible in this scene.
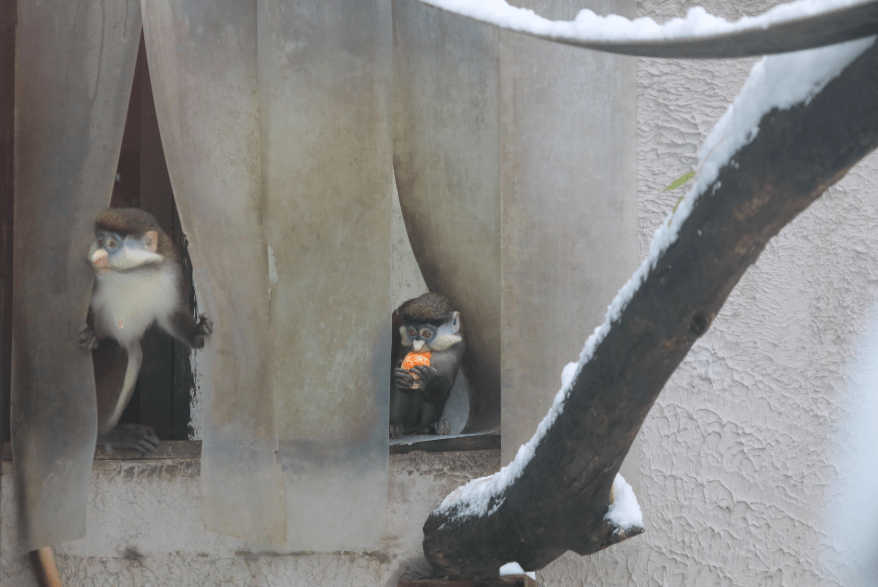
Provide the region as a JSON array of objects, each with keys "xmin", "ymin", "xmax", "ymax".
[
  {"xmin": 499, "ymin": 562, "xmax": 536, "ymax": 580},
  {"xmin": 606, "ymin": 474, "xmax": 642, "ymax": 531},
  {"xmin": 560, "ymin": 361, "xmax": 578, "ymax": 389},
  {"xmin": 434, "ymin": 22, "xmax": 873, "ymax": 522},
  {"xmin": 828, "ymin": 312, "xmax": 878, "ymax": 583}
]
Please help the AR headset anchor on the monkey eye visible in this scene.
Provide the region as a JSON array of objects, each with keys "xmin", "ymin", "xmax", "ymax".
[
  {"xmin": 407, "ymin": 328, "xmax": 417, "ymax": 337},
  {"xmin": 106, "ymin": 238, "xmax": 118, "ymax": 249},
  {"xmin": 421, "ymin": 329, "xmax": 433, "ymax": 339},
  {"xmin": 96, "ymin": 237, "xmax": 103, "ymax": 247}
]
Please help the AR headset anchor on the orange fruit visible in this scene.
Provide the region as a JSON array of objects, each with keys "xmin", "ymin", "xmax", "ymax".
[{"xmin": 402, "ymin": 351, "xmax": 432, "ymax": 371}]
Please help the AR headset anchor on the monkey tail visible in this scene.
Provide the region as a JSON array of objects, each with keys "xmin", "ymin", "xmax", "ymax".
[{"xmin": 29, "ymin": 546, "xmax": 63, "ymax": 587}]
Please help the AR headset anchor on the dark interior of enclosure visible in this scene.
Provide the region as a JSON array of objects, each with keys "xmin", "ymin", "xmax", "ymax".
[{"xmin": 108, "ymin": 35, "xmax": 197, "ymax": 441}]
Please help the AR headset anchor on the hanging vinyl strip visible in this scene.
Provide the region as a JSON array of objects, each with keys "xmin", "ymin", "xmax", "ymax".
[{"xmin": 12, "ymin": 0, "xmax": 141, "ymax": 551}]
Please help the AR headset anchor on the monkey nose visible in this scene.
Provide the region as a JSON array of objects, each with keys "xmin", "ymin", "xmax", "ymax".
[
  {"xmin": 90, "ymin": 250, "xmax": 108, "ymax": 269},
  {"xmin": 413, "ymin": 340, "xmax": 425, "ymax": 351}
]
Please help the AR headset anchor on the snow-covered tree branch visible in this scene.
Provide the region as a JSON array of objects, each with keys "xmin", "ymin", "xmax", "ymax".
[
  {"xmin": 418, "ymin": 0, "xmax": 878, "ymax": 58},
  {"xmin": 422, "ymin": 29, "xmax": 878, "ymax": 581}
]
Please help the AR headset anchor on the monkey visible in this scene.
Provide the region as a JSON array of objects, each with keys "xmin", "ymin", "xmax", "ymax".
[
  {"xmin": 78, "ymin": 208, "xmax": 212, "ymax": 452},
  {"xmin": 390, "ymin": 293, "xmax": 465, "ymax": 439}
]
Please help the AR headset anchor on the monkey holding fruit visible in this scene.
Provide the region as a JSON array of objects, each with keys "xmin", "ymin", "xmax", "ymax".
[{"xmin": 390, "ymin": 293, "xmax": 465, "ymax": 439}]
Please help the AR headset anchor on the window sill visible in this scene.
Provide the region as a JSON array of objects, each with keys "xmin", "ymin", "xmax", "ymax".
[
  {"xmin": 1, "ymin": 434, "xmax": 501, "ymax": 462},
  {"xmin": 390, "ymin": 433, "xmax": 500, "ymax": 453}
]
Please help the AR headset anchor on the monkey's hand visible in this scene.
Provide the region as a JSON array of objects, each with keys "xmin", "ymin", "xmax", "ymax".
[
  {"xmin": 393, "ymin": 367, "xmax": 418, "ymax": 391},
  {"xmin": 78, "ymin": 324, "xmax": 99, "ymax": 351},
  {"xmin": 192, "ymin": 314, "xmax": 213, "ymax": 349},
  {"xmin": 409, "ymin": 365, "xmax": 438, "ymax": 388},
  {"xmin": 389, "ymin": 424, "xmax": 405, "ymax": 439},
  {"xmin": 97, "ymin": 424, "xmax": 160, "ymax": 453}
]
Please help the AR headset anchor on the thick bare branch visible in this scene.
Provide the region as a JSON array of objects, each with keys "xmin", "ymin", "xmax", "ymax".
[
  {"xmin": 506, "ymin": 0, "xmax": 878, "ymax": 59},
  {"xmin": 423, "ymin": 39, "xmax": 878, "ymax": 580},
  {"xmin": 421, "ymin": 0, "xmax": 878, "ymax": 59}
]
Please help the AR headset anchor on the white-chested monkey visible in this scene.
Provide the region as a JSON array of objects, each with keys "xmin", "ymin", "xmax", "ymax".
[
  {"xmin": 78, "ymin": 208, "xmax": 212, "ymax": 452},
  {"xmin": 390, "ymin": 293, "xmax": 465, "ymax": 439}
]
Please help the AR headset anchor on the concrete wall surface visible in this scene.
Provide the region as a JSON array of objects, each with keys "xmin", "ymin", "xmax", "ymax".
[{"xmin": 1, "ymin": 450, "xmax": 500, "ymax": 587}]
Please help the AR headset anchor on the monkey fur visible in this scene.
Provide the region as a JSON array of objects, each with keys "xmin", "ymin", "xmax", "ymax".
[
  {"xmin": 390, "ymin": 293, "xmax": 465, "ymax": 439},
  {"xmin": 78, "ymin": 208, "xmax": 212, "ymax": 452}
]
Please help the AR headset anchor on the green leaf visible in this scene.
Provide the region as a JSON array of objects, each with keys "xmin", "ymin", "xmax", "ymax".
[{"xmin": 663, "ymin": 171, "xmax": 695, "ymax": 192}]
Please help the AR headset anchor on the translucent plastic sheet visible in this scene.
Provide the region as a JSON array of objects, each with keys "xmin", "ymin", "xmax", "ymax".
[
  {"xmin": 258, "ymin": 0, "xmax": 392, "ymax": 550},
  {"xmin": 142, "ymin": 1, "xmax": 286, "ymax": 545},
  {"xmin": 392, "ymin": 0, "xmax": 502, "ymax": 433},
  {"xmin": 11, "ymin": 0, "xmax": 141, "ymax": 550},
  {"xmin": 393, "ymin": 0, "xmax": 639, "ymax": 448},
  {"xmin": 497, "ymin": 0, "xmax": 639, "ymax": 462}
]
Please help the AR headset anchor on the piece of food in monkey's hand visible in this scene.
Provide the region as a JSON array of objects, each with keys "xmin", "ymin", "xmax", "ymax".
[
  {"xmin": 402, "ymin": 351, "xmax": 431, "ymax": 374},
  {"xmin": 402, "ymin": 351, "xmax": 431, "ymax": 388}
]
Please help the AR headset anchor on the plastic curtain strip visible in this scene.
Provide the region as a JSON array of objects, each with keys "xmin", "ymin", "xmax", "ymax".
[
  {"xmin": 391, "ymin": 0, "xmax": 502, "ymax": 433},
  {"xmin": 144, "ymin": 0, "xmax": 392, "ymax": 548},
  {"xmin": 142, "ymin": 0, "xmax": 287, "ymax": 545},
  {"xmin": 259, "ymin": 0, "xmax": 392, "ymax": 550},
  {"xmin": 495, "ymin": 0, "xmax": 639, "ymax": 463},
  {"xmin": 11, "ymin": 0, "xmax": 141, "ymax": 550}
]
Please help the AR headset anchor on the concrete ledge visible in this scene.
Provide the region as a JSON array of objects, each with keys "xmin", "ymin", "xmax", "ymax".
[
  {"xmin": 1, "ymin": 436, "xmax": 501, "ymax": 462},
  {"xmin": 1, "ymin": 447, "xmax": 501, "ymax": 587}
]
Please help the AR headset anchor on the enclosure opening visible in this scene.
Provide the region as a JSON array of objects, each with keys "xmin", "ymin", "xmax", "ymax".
[{"xmin": 107, "ymin": 34, "xmax": 196, "ymax": 441}]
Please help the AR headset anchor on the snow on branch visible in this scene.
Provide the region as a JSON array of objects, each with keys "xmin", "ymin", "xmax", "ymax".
[
  {"xmin": 433, "ymin": 33, "xmax": 874, "ymax": 531},
  {"xmin": 423, "ymin": 36, "xmax": 878, "ymax": 581},
  {"xmin": 416, "ymin": 0, "xmax": 878, "ymax": 58}
]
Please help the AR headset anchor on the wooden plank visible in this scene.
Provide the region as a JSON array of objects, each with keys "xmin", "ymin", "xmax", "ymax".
[
  {"xmin": 391, "ymin": 434, "xmax": 500, "ymax": 454},
  {"xmin": 4, "ymin": 438, "xmax": 501, "ymax": 461}
]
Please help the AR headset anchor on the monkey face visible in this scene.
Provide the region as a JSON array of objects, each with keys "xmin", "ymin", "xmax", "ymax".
[
  {"xmin": 403, "ymin": 323, "xmax": 438, "ymax": 352},
  {"xmin": 400, "ymin": 312, "xmax": 462, "ymax": 352},
  {"xmin": 88, "ymin": 229, "xmax": 163, "ymax": 274}
]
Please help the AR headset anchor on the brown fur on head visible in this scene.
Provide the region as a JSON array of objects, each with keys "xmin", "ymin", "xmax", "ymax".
[
  {"xmin": 95, "ymin": 208, "xmax": 176, "ymax": 259},
  {"xmin": 400, "ymin": 293, "xmax": 456, "ymax": 327}
]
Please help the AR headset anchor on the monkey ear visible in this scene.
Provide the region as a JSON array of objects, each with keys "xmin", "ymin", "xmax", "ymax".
[
  {"xmin": 144, "ymin": 230, "xmax": 159, "ymax": 252},
  {"xmin": 450, "ymin": 311, "xmax": 461, "ymax": 334}
]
